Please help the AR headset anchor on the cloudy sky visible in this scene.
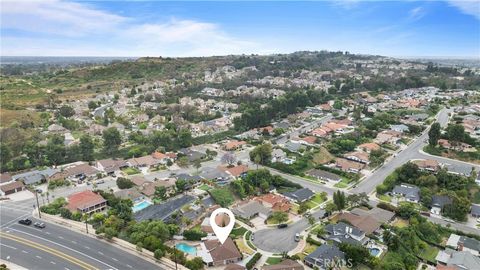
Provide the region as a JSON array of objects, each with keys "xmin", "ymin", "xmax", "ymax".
[{"xmin": 1, "ymin": 0, "xmax": 479, "ymax": 57}]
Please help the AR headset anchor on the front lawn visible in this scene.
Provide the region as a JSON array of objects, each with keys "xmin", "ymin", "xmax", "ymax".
[
  {"xmin": 377, "ymin": 194, "xmax": 392, "ymax": 202},
  {"xmin": 198, "ymin": 184, "xmax": 212, "ymax": 191},
  {"xmin": 235, "ymin": 238, "xmax": 255, "ymax": 255},
  {"xmin": 209, "ymin": 188, "xmax": 235, "ymax": 207},
  {"xmin": 122, "ymin": 167, "xmax": 141, "ymax": 175},
  {"xmin": 265, "ymin": 257, "xmax": 283, "ymax": 265},
  {"xmin": 230, "ymin": 226, "xmax": 248, "ymax": 238},
  {"xmin": 311, "ymin": 193, "xmax": 327, "ymax": 204},
  {"xmin": 392, "ymin": 218, "xmax": 409, "ymax": 228}
]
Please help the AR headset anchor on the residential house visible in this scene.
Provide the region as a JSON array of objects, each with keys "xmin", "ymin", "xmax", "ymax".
[
  {"xmin": 178, "ymin": 148, "xmax": 206, "ymax": 162},
  {"xmin": 255, "ymin": 193, "xmax": 291, "ymax": 212},
  {"xmin": 431, "ymin": 195, "xmax": 453, "ymax": 215},
  {"xmin": 131, "ymin": 175, "xmax": 147, "ymax": 186},
  {"xmin": 445, "ymin": 164, "xmax": 472, "ymax": 177},
  {"xmin": 392, "ymin": 183, "xmax": 420, "ymax": 203},
  {"xmin": 114, "ymin": 188, "xmax": 144, "ymax": 203},
  {"xmin": 284, "ymin": 140, "xmax": 306, "ymax": 154},
  {"xmin": 350, "ymin": 207, "xmax": 395, "ymax": 224},
  {"xmin": 224, "ymin": 140, "xmax": 247, "ymax": 151},
  {"xmin": 306, "ymin": 169, "xmax": 341, "ymax": 182},
  {"xmin": 334, "ymin": 158, "xmax": 365, "ymax": 173},
  {"xmin": 446, "ymin": 234, "xmax": 480, "ymax": 256},
  {"xmin": 199, "ymin": 237, "xmax": 242, "ymax": 267},
  {"xmin": 0, "ymin": 181, "xmax": 26, "ymax": 196},
  {"xmin": 134, "ymin": 195, "xmax": 195, "ymax": 222},
  {"xmin": 200, "ymin": 216, "xmax": 214, "ymax": 233},
  {"xmin": 0, "ymin": 173, "xmax": 12, "ymax": 185},
  {"xmin": 295, "ymin": 136, "xmax": 317, "ymax": 146},
  {"xmin": 151, "ymin": 152, "xmax": 175, "ymax": 164},
  {"xmin": 471, "ymin": 204, "xmax": 480, "ymax": 218},
  {"xmin": 61, "ymin": 164, "xmax": 100, "ymax": 182},
  {"xmin": 413, "ymin": 159, "xmax": 440, "ymax": 172},
  {"xmin": 374, "ymin": 130, "xmax": 402, "ymax": 145},
  {"xmin": 272, "ymin": 149, "xmax": 294, "ymax": 164},
  {"xmin": 262, "ymin": 259, "xmax": 304, "ymax": 270},
  {"xmin": 324, "ymin": 222, "xmax": 367, "ymax": 245},
  {"xmin": 96, "ymin": 159, "xmax": 128, "ymax": 175},
  {"xmin": 335, "ymin": 212, "xmax": 382, "ymax": 235},
  {"xmin": 225, "ymin": 165, "xmax": 249, "ymax": 178},
  {"xmin": 66, "ymin": 190, "xmax": 107, "ymax": 214},
  {"xmin": 344, "ymin": 151, "xmax": 370, "ymax": 164},
  {"xmin": 357, "ymin": 143, "xmax": 380, "ymax": 153},
  {"xmin": 282, "ymin": 188, "xmax": 315, "ymax": 203},
  {"xmin": 200, "ymin": 167, "xmax": 231, "ymax": 183},
  {"xmin": 127, "ymin": 155, "xmax": 161, "ymax": 169},
  {"xmin": 390, "ymin": 124, "xmax": 410, "ymax": 133},
  {"xmin": 304, "ymin": 244, "xmax": 345, "ymax": 269},
  {"xmin": 232, "ymin": 200, "xmax": 271, "ymax": 220},
  {"xmin": 436, "ymin": 250, "xmax": 480, "ymax": 270},
  {"xmin": 138, "ymin": 178, "xmax": 176, "ymax": 197},
  {"xmin": 12, "ymin": 168, "xmax": 59, "ymax": 185}
]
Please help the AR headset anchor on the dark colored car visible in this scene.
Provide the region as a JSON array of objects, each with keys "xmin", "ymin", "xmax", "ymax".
[
  {"xmin": 34, "ymin": 222, "xmax": 46, "ymax": 229},
  {"xmin": 18, "ymin": 218, "xmax": 32, "ymax": 225},
  {"xmin": 277, "ymin": 223, "xmax": 288, "ymax": 229}
]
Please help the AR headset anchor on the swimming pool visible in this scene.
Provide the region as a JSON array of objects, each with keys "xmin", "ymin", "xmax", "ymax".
[
  {"xmin": 369, "ymin": 247, "xmax": 381, "ymax": 257},
  {"xmin": 176, "ymin": 243, "xmax": 197, "ymax": 256},
  {"xmin": 132, "ymin": 200, "xmax": 153, "ymax": 212}
]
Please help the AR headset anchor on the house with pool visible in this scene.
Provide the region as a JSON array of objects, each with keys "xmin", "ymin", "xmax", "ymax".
[{"xmin": 198, "ymin": 237, "xmax": 242, "ymax": 267}]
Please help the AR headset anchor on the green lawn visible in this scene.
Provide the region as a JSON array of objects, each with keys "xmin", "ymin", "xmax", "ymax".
[
  {"xmin": 334, "ymin": 181, "xmax": 348, "ymax": 188},
  {"xmin": 230, "ymin": 227, "xmax": 248, "ymax": 238},
  {"xmin": 418, "ymin": 245, "xmax": 439, "ymax": 263},
  {"xmin": 266, "ymin": 257, "xmax": 283, "ymax": 265},
  {"xmin": 377, "ymin": 194, "xmax": 392, "ymax": 202},
  {"xmin": 122, "ymin": 167, "xmax": 141, "ymax": 175},
  {"xmin": 311, "ymin": 193, "xmax": 327, "ymax": 204},
  {"xmin": 198, "ymin": 184, "xmax": 211, "ymax": 191}
]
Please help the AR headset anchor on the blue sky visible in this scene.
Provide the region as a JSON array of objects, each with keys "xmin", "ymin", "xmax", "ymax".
[{"xmin": 1, "ymin": 1, "xmax": 479, "ymax": 57}]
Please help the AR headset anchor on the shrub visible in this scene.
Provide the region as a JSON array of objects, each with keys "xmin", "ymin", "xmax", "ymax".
[
  {"xmin": 246, "ymin": 253, "xmax": 262, "ymax": 270},
  {"xmin": 183, "ymin": 229, "xmax": 207, "ymax": 241},
  {"xmin": 116, "ymin": 177, "xmax": 134, "ymax": 189}
]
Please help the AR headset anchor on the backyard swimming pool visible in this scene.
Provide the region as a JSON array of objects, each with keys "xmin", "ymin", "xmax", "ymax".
[
  {"xmin": 369, "ymin": 247, "xmax": 381, "ymax": 257},
  {"xmin": 176, "ymin": 243, "xmax": 197, "ymax": 256},
  {"xmin": 132, "ymin": 200, "xmax": 153, "ymax": 212}
]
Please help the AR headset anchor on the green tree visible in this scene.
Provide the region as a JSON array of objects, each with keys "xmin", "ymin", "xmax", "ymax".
[
  {"xmin": 177, "ymin": 129, "xmax": 192, "ymax": 148},
  {"xmin": 79, "ymin": 135, "xmax": 95, "ymax": 161},
  {"xmin": 428, "ymin": 122, "xmax": 441, "ymax": 146},
  {"xmin": 116, "ymin": 177, "xmax": 134, "ymax": 189},
  {"xmin": 46, "ymin": 135, "xmax": 66, "ymax": 167},
  {"xmin": 333, "ymin": 190, "xmax": 346, "ymax": 211},
  {"xmin": 154, "ymin": 186, "xmax": 167, "ymax": 201},
  {"xmin": 269, "ymin": 212, "xmax": 288, "ymax": 223},
  {"xmin": 446, "ymin": 124, "xmax": 466, "ymax": 146},
  {"xmin": 58, "ymin": 105, "xmax": 75, "ymax": 118},
  {"xmin": 102, "ymin": 127, "xmax": 122, "ymax": 155},
  {"xmin": 249, "ymin": 143, "xmax": 272, "ymax": 165},
  {"xmin": 175, "ymin": 179, "xmax": 188, "ymax": 192},
  {"xmin": 177, "ymin": 156, "xmax": 190, "ymax": 168},
  {"xmin": 185, "ymin": 257, "xmax": 204, "ymax": 270}
]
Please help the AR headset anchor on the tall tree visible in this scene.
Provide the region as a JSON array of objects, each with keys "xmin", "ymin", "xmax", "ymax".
[
  {"xmin": 102, "ymin": 127, "xmax": 122, "ymax": 155},
  {"xmin": 249, "ymin": 143, "xmax": 272, "ymax": 165},
  {"xmin": 333, "ymin": 190, "xmax": 346, "ymax": 211},
  {"xmin": 46, "ymin": 135, "xmax": 66, "ymax": 167},
  {"xmin": 79, "ymin": 135, "xmax": 95, "ymax": 161},
  {"xmin": 177, "ymin": 129, "xmax": 192, "ymax": 148},
  {"xmin": 221, "ymin": 153, "xmax": 237, "ymax": 166},
  {"xmin": 428, "ymin": 122, "xmax": 441, "ymax": 146}
]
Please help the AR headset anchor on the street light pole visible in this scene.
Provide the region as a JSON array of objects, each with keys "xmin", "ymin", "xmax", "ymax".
[{"xmin": 34, "ymin": 190, "xmax": 42, "ymax": 219}]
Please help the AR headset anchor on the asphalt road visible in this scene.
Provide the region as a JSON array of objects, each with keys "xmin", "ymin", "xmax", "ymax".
[
  {"xmin": 0, "ymin": 199, "xmax": 162, "ymax": 270},
  {"xmin": 252, "ymin": 209, "xmax": 325, "ymax": 253}
]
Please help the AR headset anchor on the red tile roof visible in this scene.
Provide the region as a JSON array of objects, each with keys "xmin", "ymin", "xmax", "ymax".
[
  {"xmin": 66, "ymin": 190, "xmax": 106, "ymax": 212},
  {"xmin": 226, "ymin": 165, "xmax": 249, "ymax": 177}
]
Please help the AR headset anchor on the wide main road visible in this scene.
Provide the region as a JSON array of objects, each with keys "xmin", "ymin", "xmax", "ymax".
[{"xmin": 0, "ymin": 199, "xmax": 163, "ymax": 270}]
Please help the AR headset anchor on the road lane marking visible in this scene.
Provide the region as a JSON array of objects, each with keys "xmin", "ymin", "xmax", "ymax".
[
  {"xmin": 46, "ymin": 232, "xmax": 51, "ymax": 235},
  {"xmin": 0, "ymin": 232, "xmax": 98, "ymax": 270},
  {"xmin": 22, "ymin": 250, "xmax": 29, "ymax": 254},
  {"xmin": 58, "ymin": 236, "xmax": 64, "ymax": 239},
  {"xmin": 84, "ymin": 246, "xmax": 90, "ymax": 250},
  {"xmin": 0, "ymin": 243, "xmax": 18, "ymax": 250},
  {"xmin": 98, "ymin": 251, "xmax": 103, "ymax": 255},
  {"xmin": 0, "ymin": 213, "xmax": 31, "ymax": 229},
  {"xmin": 111, "ymin": 258, "xmax": 118, "ymax": 262},
  {"xmin": 126, "ymin": 264, "xmax": 132, "ymax": 268},
  {"xmin": 6, "ymin": 228, "xmax": 118, "ymax": 270},
  {"xmin": 72, "ymin": 241, "xmax": 77, "ymax": 244},
  {"xmin": 35, "ymin": 255, "xmax": 42, "ymax": 259},
  {"xmin": 51, "ymin": 261, "xmax": 57, "ymax": 265}
]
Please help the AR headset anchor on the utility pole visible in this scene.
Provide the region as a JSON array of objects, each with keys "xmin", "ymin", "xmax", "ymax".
[{"xmin": 34, "ymin": 190, "xmax": 42, "ymax": 219}]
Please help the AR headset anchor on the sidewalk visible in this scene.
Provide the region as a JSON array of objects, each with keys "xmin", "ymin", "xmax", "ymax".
[{"xmin": 34, "ymin": 210, "xmax": 187, "ymax": 270}]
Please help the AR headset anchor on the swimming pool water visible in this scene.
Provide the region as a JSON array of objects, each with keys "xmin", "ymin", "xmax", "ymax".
[
  {"xmin": 176, "ymin": 243, "xmax": 197, "ymax": 255},
  {"xmin": 132, "ymin": 201, "xmax": 153, "ymax": 212},
  {"xmin": 369, "ymin": 248, "xmax": 381, "ymax": 256}
]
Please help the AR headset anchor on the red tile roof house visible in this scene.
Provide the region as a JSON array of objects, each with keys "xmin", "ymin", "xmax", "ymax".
[
  {"xmin": 199, "ymin": 237, "xmax": 243, "ymax": 267},
  {"xmin": 254, "ymin": 193, "xmax": 291, "ymax": 212},
  {"xmin": 224, "ymin": 140, "xmax": 247, "ymax": 151},
  {"xmin": 335, "ymin": 158, "xmax": 365, "ymax": 173},
  {"xmin": 413, "ymin": 159, "xmax": 440, "ymax": 172},
  {"xmin": 225, "ymin": 165, "xmax": 249, "ymax": 178},
  {"xmin": 357, "ymin": 143, "xmax": 381, "ymax": 153},
  {"xmin": 151, "ymin": 152, "xmax": 175, "ymax": 164},
  {"xmin": 344, "ymin": 151, "xmax": 370, "ymax": 164},
  {"xmin": 66, "ymin": 190, "xmax": 107, "ymax": 214}
]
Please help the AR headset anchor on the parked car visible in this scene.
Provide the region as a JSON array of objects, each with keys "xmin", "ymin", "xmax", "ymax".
[
  {"xmin": 34, "ymin": 222, "xmax": 45, "ymax": 229},
  {"xmin": 277, "ymin": 223, "xmax": 288, "ymax": 229},
  {"xmin": 18, "ymin": 219, "xmax": 32, "ymax": 225},
  {"xmin": 96, "ymin": 180, "xmax": 105, "ymax": 184},
  {"xmin": 251, "ymin": 233, "xmax": 255, "ymax": 241},
  {"xmin": 420, "ymin": 212, "xmax": 431, "ymax": 217},
  {"xmin": 294, "ymin": 233, "xmax": 301, "ymax": 242}
]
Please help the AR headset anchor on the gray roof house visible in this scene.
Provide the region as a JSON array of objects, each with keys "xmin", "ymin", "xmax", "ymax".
[
  {"xmin": 306, "ymin": 169, "xmax": 341, "ymax": 182},
  {"xmin": 390, "ymin": 124, "xmax": 410, "ymax": 133},
  {"xmin": 304, "ymin": 244, "xmax": 345, "ymax": 269},
  {"xmin": 12, "ymin": 168, "xmax": 59, "ymax": 185},
  {"xmin": 392, "ymin": 183, "xmax": 420, "ymax": 203},
  {"xmin": 282, "ymin": 188, "xmax": 315, "ymax": 203},
  {"xmin": 436, "ymin": 249, "xmax": 480, "ymax": 270},
  {"xmin": 445, "ymin": 164, "xmax": 472, "ymax": 177},
  {"xmin": 411, "ymin": 113, "xmax": 429, "ymax": 121},
  {"xmin": 431, "ymin": 195, "xmax": 453, "ymax": 215},
  {"xmin": 232, "ymin": 201, "xmax": 271, "ymax": 220},
  {"xmin": 284, "ymin": 141, "xmax": 306, "ymax": 153},
  {"xmin": 134, "ymin": 195, "xmax": 194, "ymax": 222},
  {"xmin": 200, "ymin": 167, "xmax": 231, "ymax": 182},
  {"xmin": 324, "ymin": 222, "xmax": 367, "ymax": 245},
  {"xmin": 471, "ymin": 204, "xmax": 480, "ymax": 218}
]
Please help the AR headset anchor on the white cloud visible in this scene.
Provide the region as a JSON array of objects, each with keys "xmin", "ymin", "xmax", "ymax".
[
  {"xmin": 0, "ymin": 0, "xmax": 265, "ymax": 56},
  {"xmin": 409, "ymin": 7, "xmax": 426, "ymax": 20},
  {"xmin": 447, "ymin": 0, "xmax": 480, "ymax": 19}
]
